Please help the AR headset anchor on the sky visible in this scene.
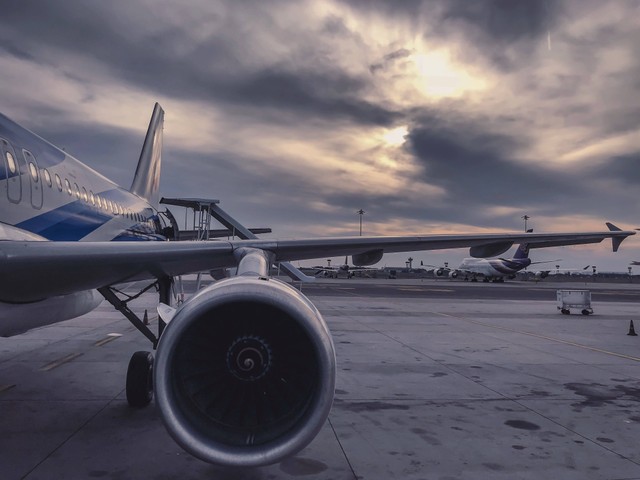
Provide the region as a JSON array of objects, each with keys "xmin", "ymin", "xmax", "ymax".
[{"xmin": 0, "ymin": 0, "xmax": 639, "ymax": 271}]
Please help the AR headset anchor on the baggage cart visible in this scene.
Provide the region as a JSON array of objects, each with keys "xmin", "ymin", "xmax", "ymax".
[{"xmin": 557, "ymin": 289, "xmax": 592, "ymax": 315}]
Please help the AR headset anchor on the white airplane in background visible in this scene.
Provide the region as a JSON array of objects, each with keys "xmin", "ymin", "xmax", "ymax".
[
  {"xmin": 434, "ymin": 243, "xmax": 599, "ymax": 282},
  {"xmin": 313, "ymin": 256, "xmax": 378, "ymax": 278},
  {"xmin": 0, "ymin": 103, "xmax": 634, "ymax": 467}
]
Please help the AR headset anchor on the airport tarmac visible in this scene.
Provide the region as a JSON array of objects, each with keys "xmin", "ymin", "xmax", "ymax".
[{"xmin": 2, "ymin": 279, "xmax": 640, "ymax": 479}]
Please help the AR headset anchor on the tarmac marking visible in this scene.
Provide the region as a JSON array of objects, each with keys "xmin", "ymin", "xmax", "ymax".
[
  {"xmin": 41, "ymin": 352, "xmax": 84, "ymax": 371},
  {"xmin": 436, "ymin": 312, "xmax": 640, "ymax": 363},
  {"xmin": 0, "ymin": 384, "xmax": 16, "ymax": 394},
  {"xmin": 94, "ymin": 333, "xmax": 123, "ymax": 347}
]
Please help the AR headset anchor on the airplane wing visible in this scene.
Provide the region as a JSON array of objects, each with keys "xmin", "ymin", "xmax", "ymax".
[{"xmin": 0, "ymin": 227, "xmax": 633, "ymax": 302}]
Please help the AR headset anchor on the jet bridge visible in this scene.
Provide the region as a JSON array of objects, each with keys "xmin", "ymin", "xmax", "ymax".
[{"xmin": 159, "ymin": 197, "xmax": 314, "ymax": 283}]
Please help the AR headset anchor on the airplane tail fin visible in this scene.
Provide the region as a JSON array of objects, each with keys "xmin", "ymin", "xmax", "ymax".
[
  {"xmin": 513, "ymin": 243, "xmax": 530, "ymax": 260},
  {"xmin": 130, "ymin": 103, "xmax": 164, "ymax": 208}
]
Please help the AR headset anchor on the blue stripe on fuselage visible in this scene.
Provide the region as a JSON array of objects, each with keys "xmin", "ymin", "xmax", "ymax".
[{"xmin": 16, "ymin": 188, "xmax": 160, "ymax": 241}]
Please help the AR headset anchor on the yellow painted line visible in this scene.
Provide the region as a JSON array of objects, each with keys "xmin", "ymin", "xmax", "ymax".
[
  {"xmin": 93, "ymin": 333, "xmax": 123, "ymax": 347},
  {"xmin": 0, "ymin": 384, "xmax": 16, "ymax": 394},
  {"xmin": 41, "ymin": 352, "xmax": 83, "ymax": 371},
  {"xmin": 435, "ymin": 312, "xmax": 640, "ymax": 363},
  {"xmin": 397, "ymin": 287, "xmax": 425, "ymax": 291}
]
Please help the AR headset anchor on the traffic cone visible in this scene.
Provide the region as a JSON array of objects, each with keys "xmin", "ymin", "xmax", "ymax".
[
  {"xmin": 143, "ymin": 309, "xmax": 149, "ymax": 325},
  {"xmin": 627, "ymin": 320, "xmax": 637, "ymax": 336}
]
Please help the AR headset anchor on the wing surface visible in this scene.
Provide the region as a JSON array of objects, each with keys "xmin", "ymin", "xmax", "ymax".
[{"xmin": 0, "ymin": 227, "xmax": 633, "ymax": 301}]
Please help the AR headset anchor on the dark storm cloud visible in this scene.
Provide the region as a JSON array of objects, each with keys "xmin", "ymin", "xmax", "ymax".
[
  {"xmin": 591, "ymin": 153, "xmax": 640, "ymax": 186},
  {"xmin": 438, "ymin": 0, "xmax": 561, "ymax": 44},
  {"xmin": 0, "ymin": 1, "xmax": 397, "ymax": 127}
]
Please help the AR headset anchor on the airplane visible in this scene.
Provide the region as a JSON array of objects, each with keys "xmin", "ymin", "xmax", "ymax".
[
  {"xmin": 0, "ymin": 103, "xmax": 634, "ymax": 467},
  {"xmin": 313, "ymin": 256, "xmax": 378, "ymax": 278},
  {"xmin": 631, "ymin": 261, "xmax": 640, "ymax": 266},
  {"xmin": 431, "ymin": 243, "xmax": 557, "ymax": 282}
]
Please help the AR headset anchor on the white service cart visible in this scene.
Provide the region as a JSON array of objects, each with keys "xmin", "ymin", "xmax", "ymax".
[{"xmin": 557, "ymin": 289, "xmax": 592, "ymax": 315}]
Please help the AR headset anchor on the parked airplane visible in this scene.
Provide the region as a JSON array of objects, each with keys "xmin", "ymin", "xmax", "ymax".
[
  {"xmin": 314, "ymin": 256, "xmax": 377, "ymax": 278},
  {"xmin": 0, "ymin": 103, "xmax": 634, "ymax": 467},
  {"xmin": 432, "ymin": 243, "xmax": 557, "ymax": 282}
]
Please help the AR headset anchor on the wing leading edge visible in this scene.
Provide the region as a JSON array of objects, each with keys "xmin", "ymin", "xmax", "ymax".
[{"xmin": 0, "ymin": 226, "xmax": 633, "ymax": 302}]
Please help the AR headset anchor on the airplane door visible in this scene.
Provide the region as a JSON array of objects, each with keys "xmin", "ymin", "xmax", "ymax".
[
  {"xmin": 23, "ymin": 150, "xmax": 43, "ymax": 210},
  {"xmin": 1, "ymin": 138, "xmax": 22, "ymax": 204}
]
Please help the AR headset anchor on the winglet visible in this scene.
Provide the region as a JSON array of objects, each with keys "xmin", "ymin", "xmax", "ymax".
[
  {"xmin": 606, "ymin": 222, "xmax": 628, "ymax": 252},
  {"xmin": 130, "ymin": 103, "xmax": 164, "ymax": 208}
]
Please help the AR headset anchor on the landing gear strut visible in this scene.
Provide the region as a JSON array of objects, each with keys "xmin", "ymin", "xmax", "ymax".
[{"xmin": 98, "ymin": 276, "xmax": 175, "ymax": 408}]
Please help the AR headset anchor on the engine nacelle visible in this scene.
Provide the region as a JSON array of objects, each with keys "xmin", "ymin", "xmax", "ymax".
[
  {"xmin": 435, "ymin": 268, "xmax": 445, "ymax": 277},
  {"xmin": 154, "ymin": 276, "xmax": 336, "ymax": 467},
  {"xmin": 449, "ymin": 271, "xmax": 458, "ymax": 279}
]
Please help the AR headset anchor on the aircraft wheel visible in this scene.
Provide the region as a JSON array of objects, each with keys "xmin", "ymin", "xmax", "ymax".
[
  {"xmin": 561, "ymin": 308, "xmax": 570, "ymax": 315},
  {"xmin": 581, "ymin": 309, "xmax": 591, "ymax": 316},
  {"xmin": 126, "ymin": 351, "xmax": 154, "ymax": 407}
]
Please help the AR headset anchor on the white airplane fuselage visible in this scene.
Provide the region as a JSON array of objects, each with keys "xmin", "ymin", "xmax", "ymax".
[{"xmin": 0, "ymin": 112, "xmax": 163, "ymax": 336}]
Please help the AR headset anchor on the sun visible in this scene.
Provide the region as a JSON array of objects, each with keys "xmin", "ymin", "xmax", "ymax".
[{"xmin": 382, "ymin": 126, "xmax": 408, "ymax": 147}]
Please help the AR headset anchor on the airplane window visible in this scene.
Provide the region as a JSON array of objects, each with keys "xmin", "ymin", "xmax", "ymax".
[
  {"xmin": 5, "ymin": 152, "xmax": 16, "ymax": 174},
  {"xmin": 43, "ymin": 169, "xmax": 52, "ymax": 187},
  {"xmin": 55, "ymin": 174, "xmax": 62, "ymax": 191},
  {"xmin": 29, "ymin": 162, "xmax": 38, "ymax": 182},
  {"xmin": 73, "ymin": 183, "xmax": 80, "ymax": 198},
  {"xmin": 65, "ymin": 178, "xmax": 72, "ymax": 195},
  {"xmin": 89, "ymin": 191, "xmax": 95, "ymax": 205},
  {"xmin": 81, "ymin": 187, "xmax": 88, "ymax": 202}
]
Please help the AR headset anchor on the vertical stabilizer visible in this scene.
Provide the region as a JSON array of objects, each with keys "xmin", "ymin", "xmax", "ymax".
[
  {"xmin": 130, "ymin": 103, "xmax": 164, "ymax": 208},
  {"xmin": 513, "ymin": 243, "xmax": 530, "ymax": 260}
]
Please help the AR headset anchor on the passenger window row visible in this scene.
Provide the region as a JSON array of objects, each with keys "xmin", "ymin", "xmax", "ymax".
[{"xmin": 3, "ymin": 149, "xmax": 146, "ymax": 223}]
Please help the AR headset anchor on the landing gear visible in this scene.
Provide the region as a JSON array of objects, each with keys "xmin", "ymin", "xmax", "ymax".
[
  {"xmin": 98, "ymin": 276, "xmax": 177, "ymax": 409},
  {"xmin": 560, "ymin": 308, "xmax": 570, "ymax": 315},
  {"xmin": 126, "ymin": 351, "xmax": 154, "ymax": 407}
]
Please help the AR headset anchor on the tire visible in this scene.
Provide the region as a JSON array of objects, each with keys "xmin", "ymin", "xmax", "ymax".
[
  {"xmin": 561, "ymin": 309, "xmax": 570, "ymax": 315},
  {"xmin": 126, "ymin": 351, "xmax": 154, "ymax": 407},
  {"xmin": 581, "ymin": 309, "xmax": 591, "ymax": 316}
]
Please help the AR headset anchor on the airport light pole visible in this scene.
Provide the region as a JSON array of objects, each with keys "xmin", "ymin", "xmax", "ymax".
[
  {"xmin": 521, "ymin": 214, "xmax": 530, "ymax": 232},
  {"xmin": 408, "ymin": 257, "xmax": 413, "ymax": 269},
  {"xmin": 357, "ymin": 209, "xmax": 365, "ymax": 236}
]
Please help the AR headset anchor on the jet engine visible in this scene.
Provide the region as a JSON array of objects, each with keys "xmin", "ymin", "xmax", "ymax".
[
  {"xmin": 449, "ymin": 271, "xmax": 458, "ymax": 279},
  {"xmin": 154, "ymin": 276, "xmax": 336, "ymax": 467}
]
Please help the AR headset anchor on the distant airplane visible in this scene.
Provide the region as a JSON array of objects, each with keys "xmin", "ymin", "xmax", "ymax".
[
  {"xmin": 0, "ymin": 103, "xmax": 634, "ymax": 467},
  {"xmin": 314, "ymin": 256, "xmax": 377, "ymax": 278},
  {"xmin": 631, "ymin": 261, "xmax": 640, "ymax": 266},
  {"xmin": 435, "ymin": 242, "xmax": 602, "ymax": 282}
]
